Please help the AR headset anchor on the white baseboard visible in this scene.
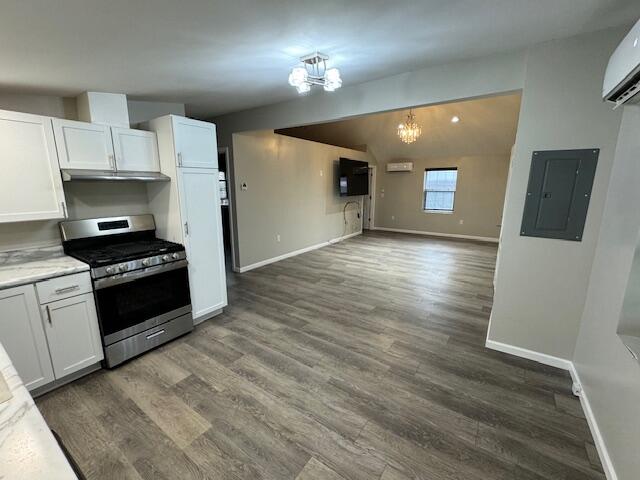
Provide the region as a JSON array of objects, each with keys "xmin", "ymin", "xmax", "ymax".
[
  {"xmin": 569, "ymin": 364, "xmax": 618, "ymax": 480},
  {"xmin": 485, "ymin": 339, "xmax": 617, "ymax": 480},
  {"xmin": 485, "ymin": 339, "xmax": 573, "ymax": 370},
  {"xmin": 238, "ymin": 230, "xmax": 362, "ymax": 273},
  {"xmin": 372, "ymin": 226, "xmax": 499, "ymax": 243}
]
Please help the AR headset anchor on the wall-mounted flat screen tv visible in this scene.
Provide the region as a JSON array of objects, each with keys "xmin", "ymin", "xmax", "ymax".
[{"xmin": 339, "ymin": 158, "xmax": 369, "ymax": 196}]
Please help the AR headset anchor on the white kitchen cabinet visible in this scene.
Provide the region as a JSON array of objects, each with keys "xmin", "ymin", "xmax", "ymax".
[
  {"xmin": 0, "ymin": 285, "xmax": 55, "ymax": 391},
  {"xmin": 111, "ymin": 127, "xmax": 160, "ymax": 172},
  {"xmin": 52, "ymin": 118, "xmax": 115, "ymax": 171},
  {"xmin": 41, "ymin": 292, "xmax": 103, "ymax": 379},
  {"xmin": 148, "ymin": 115, "xmax": 227, "ymax": 323},
  {"xmin": 172, "ymin": 116, "xmax": 218, "ymax": 169},
  {"xmin": 178, "ymin": 168, "xmax": 227, "ymax": 318},
  {"xmin": 0, "ymin": 110, "xmax": 66, "ymax": 223},
  {"xmin": 52, "ymin": 118, "xmax": 160, "ymax": 174}
]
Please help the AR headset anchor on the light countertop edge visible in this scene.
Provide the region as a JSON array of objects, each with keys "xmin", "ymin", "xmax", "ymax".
[
  {"xmin": 0, "ymin": 342, "xmax": 78, "ymax": 479},
  {"xmin": 0, "ymin": 246, "xmax": 89, "ymax": 290}
]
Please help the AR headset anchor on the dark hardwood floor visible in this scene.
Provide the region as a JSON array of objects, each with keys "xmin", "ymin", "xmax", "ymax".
[{"xmin": 37, "ymin": 231, "xmax": 604, "ymax": 480}]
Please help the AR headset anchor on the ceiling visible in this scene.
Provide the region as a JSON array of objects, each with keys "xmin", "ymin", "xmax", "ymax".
[
  {"xmin": 277, "ymin": 93, "xmax": 522, "ymax": 160},
  {"xmin": 0, "ymin": 1, "xmax": 638, "ymax": 118}
]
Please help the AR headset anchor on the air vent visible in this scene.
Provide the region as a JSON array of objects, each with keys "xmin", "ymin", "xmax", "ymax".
[{"xmin": 606, "ymin": 71, "xmax": 640, "ymax": 108}]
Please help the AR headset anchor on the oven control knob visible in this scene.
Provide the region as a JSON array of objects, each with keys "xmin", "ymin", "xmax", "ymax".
[
  {"xmin": 105, "ymin": 266, "xmax": 114, "ymax": 274},
  {"xmin": 142, "ymin": 258, "xmax": 151, "ymax": 267},
  {"xmin": 118, "ymin": 264, "xmax": 128, "ymax": 272},
  {"xmin": 171, "ymin": 253, "xmax": 179, "ymax": 260},
  {"xmin": 162, "ymin": 255, "xmax": 170, "ymax": 262}
]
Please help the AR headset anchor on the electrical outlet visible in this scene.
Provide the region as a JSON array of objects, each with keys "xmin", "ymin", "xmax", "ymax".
[
  {"xmin": 391, "ymin": 215, "xmax": 395, "ymax": 221},
  {"xmin": 241, "ymin": 182, "xmax": 248, "ymax": 191},
  {"xmin": 459, "ymin": 219, "xmax": 464, "ymax": 225},
  {"xmin": 276, "ymin": 234, "xmax": 281, "ymax": 242}
]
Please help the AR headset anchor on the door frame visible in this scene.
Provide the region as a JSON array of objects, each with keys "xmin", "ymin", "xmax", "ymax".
[
  {"xmin": 364, "ymin": 166, "xmax": 377, "ymax": 229},
  {"xmin": 218, "ymin": 147, "xmax": 238, "ymax": 272}
]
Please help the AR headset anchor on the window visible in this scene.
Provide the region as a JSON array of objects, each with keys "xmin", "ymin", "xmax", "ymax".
[{"xmin": 424, "ymin": 168, "xmax": 458, "ymax": 212}]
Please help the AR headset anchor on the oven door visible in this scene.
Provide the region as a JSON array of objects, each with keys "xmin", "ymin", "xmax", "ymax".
[{"xmin": 93, "ymin": 260, "xmax": 191, "ymax": 345}]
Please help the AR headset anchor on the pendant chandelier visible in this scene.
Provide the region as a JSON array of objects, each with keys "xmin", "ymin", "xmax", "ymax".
[{"xmin": 397, "ymin": 109, "xmax": 422, "ymax": 144}]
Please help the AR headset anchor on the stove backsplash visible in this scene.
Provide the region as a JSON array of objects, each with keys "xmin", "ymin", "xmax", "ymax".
[{"xmin": 0, "ymin": 182, "xmax": 152, "ymax": 252}]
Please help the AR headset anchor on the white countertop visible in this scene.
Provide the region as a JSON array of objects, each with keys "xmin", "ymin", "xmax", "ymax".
[
  {"xmin": 0, "ymin": 246, "xmax": 89, "ymax": 290},
  {"xmin": 0, "ymin": 342, "xmax": 77, "ymax": 479}
]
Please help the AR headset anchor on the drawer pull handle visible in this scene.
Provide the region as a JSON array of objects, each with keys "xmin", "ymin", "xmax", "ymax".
[
  {"xmin": 55, "ymin": 285, "xmax": 80, "ymax": 294},
  {"xmin": 45, "ymin": 305, "xmax": 52, "ymax": 324},
  {"xmin": 146, "ymin": 330, "xmax": 166, "ymax": 340}
]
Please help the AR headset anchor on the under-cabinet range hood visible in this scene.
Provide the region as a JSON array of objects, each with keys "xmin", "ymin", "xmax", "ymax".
[{"xmin": 61, "ymin": 169, "xmax": 170, "ymax": 182}]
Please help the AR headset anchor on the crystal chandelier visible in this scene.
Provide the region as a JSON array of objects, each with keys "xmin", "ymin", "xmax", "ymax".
[
  {"xmin": 397, "ymin": 109, "xmax": 422, "ymax": 144},
  {"xmin": 288, "ymin": 52, "xmax": 342, "ymax": 94}
]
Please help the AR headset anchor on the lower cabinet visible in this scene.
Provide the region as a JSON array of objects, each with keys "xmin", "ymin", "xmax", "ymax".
[
  {"xmin": 41, "ymin": 292, "xmax": 103, "ymax": 379},
  {"xmin": 0, "ymin": 285, "xmax": 55, "ymax": 390},
  {"xmin": 0, "ymin": 273, "xmax": 103, "ymax": 392}
]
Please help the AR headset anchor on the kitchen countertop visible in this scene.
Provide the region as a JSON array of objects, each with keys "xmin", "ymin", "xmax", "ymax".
[
  {"xmin": 0, "ymin": 246, "xmax": 89, "ymax": 290},
  {"xmin": 0, "ymin": 342, "xmax": 78, "ymax": 479}
]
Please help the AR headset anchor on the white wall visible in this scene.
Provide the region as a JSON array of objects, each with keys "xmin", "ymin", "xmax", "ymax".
[
  {"xmin": 127, "ymin": 100, "xmax": 185, "ymax": 126},
  {"xmin": 572, "ymin": 106, "xmax": 640, "ymax": 480},
  {"xmin": 376, "ymin": 155, "xmax": 510, "ymax": 239},
  {"xmin": 232, "ymin": 131, "xmax": 372, "ymax": 269},
  {"xmin": 487, "ymin": 27, "xmax": 625, "ymax": 360}
]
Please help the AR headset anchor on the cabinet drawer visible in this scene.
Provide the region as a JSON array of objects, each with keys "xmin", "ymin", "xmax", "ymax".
[{"xmin": 36, "ymin": 272, "xmax": 92, "ymax": 304}]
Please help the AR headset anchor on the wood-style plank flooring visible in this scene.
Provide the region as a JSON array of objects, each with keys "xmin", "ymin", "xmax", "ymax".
[{"xmin": 37, "ymin": 231, "xmax": 604, "ymax": 480}]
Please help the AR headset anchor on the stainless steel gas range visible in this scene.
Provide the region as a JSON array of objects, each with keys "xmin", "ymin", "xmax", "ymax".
[{"xmin": 59, "ymin": 215, "xmax": 193, "ymax": 367}]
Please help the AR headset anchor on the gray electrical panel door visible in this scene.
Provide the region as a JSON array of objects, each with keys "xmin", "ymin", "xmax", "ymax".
[{"xmin": 520, "ymin": 149, "xmax": 599, "ymax": 241}]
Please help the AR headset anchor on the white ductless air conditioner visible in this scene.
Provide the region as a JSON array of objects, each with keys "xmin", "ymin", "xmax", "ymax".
[
  {"xmin": 603, "ymin": 18, "xmax": 640, "ymax": 107},
  {"xmin": 387, "ymin": 162, "xmax": 414, "ymax": 172}
]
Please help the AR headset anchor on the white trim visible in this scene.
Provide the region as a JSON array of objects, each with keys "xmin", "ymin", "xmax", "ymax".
[
  {"xmin": 568, "ymin": 364, "xmax": 618, "ymax": 480},
  {"xmin": 485, "ymin": 339, "xmax": 617, "ymax": 480},
  {"xmin": 193, "ymin": 307, "xmax": 224, "ymax": 326},
  {"xmin": 373, "ymin": 227, "xmax": 499, "ymax": 243},
  {"xmin": 485, "ymin": 339, "xmax": 573, "ymax": 370},
  {"xmin": 238, "ymin": 231, "xmax": 362, "ymax": 273}
]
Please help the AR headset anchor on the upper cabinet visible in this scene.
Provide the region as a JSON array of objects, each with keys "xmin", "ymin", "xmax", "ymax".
[
  {"xmin": 0, "ymin": 110, "xmax": 66, "ymax": 223},
  {"xmin": 111, "ymin": 127, "xmax": 160, "ymax": 172},
  {"xmin": 52, "ymin": 118, "xmax": 115, "ymax": 171},
  {"xmin": 172, "ymin": 116, "xmax": 218, "ymax": 169},
  {"xmin": 52, "ymin": 119, "xmax": 160, "ymax": 173}
]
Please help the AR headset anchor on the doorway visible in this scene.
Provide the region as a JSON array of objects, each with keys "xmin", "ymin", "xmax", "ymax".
[
  {"xmin": 217, "ymin": 147, "xmax": 238, "ymax": 277},
  {"xmin": 363, "ymin": 166, "xmax": 377, "ymax": 230}
]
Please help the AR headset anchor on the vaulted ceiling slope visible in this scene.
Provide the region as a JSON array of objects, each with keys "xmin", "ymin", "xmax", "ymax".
[
  {"xmin": 277, "ymin": 93, "xmax": 522, "ymax": 161},
  {"xmin": 1, "ymin": 1, "xmax": 638, "ymax": 117}
]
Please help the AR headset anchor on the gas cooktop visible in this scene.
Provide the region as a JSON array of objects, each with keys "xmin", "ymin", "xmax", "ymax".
[
  {"xmin": 68, "ymin": 239, "xmax": 184, "ymax": 267},
  {"xmin": 59, "ymin": 215, "xmax": 187, "ymax": 279}
]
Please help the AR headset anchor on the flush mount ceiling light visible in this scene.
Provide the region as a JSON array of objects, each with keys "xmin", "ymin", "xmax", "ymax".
[
  {"xmin": 397, "ymin": 109, "xmax": 422, "ymax": 144},
  {"xmin": 288, "ymin": 52, "xmax": 342, "ymax": 94},
  {"xmin": 451, "ymin": 115, "xmax": 460, "ymax": 123}
]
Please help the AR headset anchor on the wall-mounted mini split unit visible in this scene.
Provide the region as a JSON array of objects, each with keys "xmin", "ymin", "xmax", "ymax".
[
  {"xmin": 603, "ymin": 18, "xmax": 640, "ymax": 107},
  {"xmin": 386, "ymin": 162, "xmax": 414, "ymax": 172}
]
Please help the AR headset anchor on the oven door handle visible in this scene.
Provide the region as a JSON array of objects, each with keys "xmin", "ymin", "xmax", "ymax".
[{"xmin": 94, "ymin": 259, "xmax": 189, "ymax": 290}]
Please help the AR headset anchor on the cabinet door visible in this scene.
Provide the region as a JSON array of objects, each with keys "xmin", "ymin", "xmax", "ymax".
[
  {"xmin": 172, "ymin": 117, "xmax": 218, "ymax": 169},
  {"xmin": 111, "ymin": 127, "xmax": 160, "ymax": 172},
  {"xmin": 0, "ymin": 110, "xmax": 66, "ymax": 223},
  {"xmin": 43, "ymin": 293, "xmax": 103, "ymax": 379},
  {"xmin": 178, "ymin": 168, "xmax": 227, "ymax": 319},
  {"xmin": 52, "ymin": 118, "xmax": 115, "ymax": 171},
  {"xmin": 0, "ymin": 285, "xmax": 54, "ymax": 391}
]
